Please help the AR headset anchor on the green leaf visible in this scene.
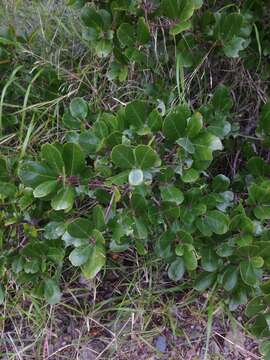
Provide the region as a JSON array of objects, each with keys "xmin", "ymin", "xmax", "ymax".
[
  {"xmin": 44, "ymin": 279, "xmax": 61, "ymax": 305},
  {"xmin": 44, "ymin": 221, "xmax": 66, "ymax": 240},
  {"xmin": 170, "ymin": 21, "xmax": 192, "ymax": 36},
  {"xmin": 95, "ymin": 39, "xmax": 112, "ymax": 58},
  {"xmin": 183, "ymin": 247, "xmax": 197, "ymax": 271},
  {"xmin": 111, "ymin": 144, "xmax": 135, "ymax": 169},
  {"xmin": 247, "ymin": 156, "xmax": 270, "ymax": 177},
  {"xmin": 218, "ymin": 13, "xmax": 243, "ymax": 42},
  {"xmin": 155, "ymin": 231, "xmax": 174, "ymax": 260},
  {"xmin": 41, "ymin": 144, "xmax": 64, "ymax": 175},
  {"xmin": 69, "ymin": 97, "xmax": 88, "ymax": 119},
  {"xmin": 223, "ymin": 266, "xmax": 238, "ymax": 291},
  {"xmin": 208, "ymin": 119, "xmax": 231, "ymax": 138},
  {"xmin": 117, "ymin": 23, "xmax": 135, "ymax": 47},
  {"xmin": 137, "ymin": 17, "xmax": 150, "ymax": 44},
  {"xmin": 216, "ymin": 243, "xmax": 234, "ymax": 258},
  {"xmin": 19, "ymin": 161, "xmax": 56, "ymax": 187},
  {"xmin": 251, "ymin": 315, "xmax": 270, "ymax": 338},
  {"xmin": 259, "ymin": 341, "xmax": 270, "ymax": 358},
  {"xmin": 135, "ymin": 145, "xmax": 159, "ymax": 169},
  {"xmin": 212, "ymin": 174, "xmax": 230, "ymax": 192},
  {"xmin": 126, "ymin": 100, "xmax": 148, "ymax": 129},
  {"xmin": 0, "ymin": 182, "xmax": 17, "ymax": 199},
  {"xmin": 203, "ymin": 210, "xmax": 229, "ymax": 235},
  {"xmin": 212, "ymin": 85, "xmax": 233, "ymax": 113},
  {"xmin": 63, "ymin": 143, "xmax": 85, "ymax": 176},
  {"xmin": 81, "ymin": 230, "xmax": 106, "ymax": 279},
  {"xmin": 224, "ymin": 36, "xmax": 246, "ymax": 58},
  {"xmin": 69, "ymin": 245, "xmax": 92, "ymax": 266},
  {"xmin": 201, "ymin": 248, "xmax": 219, "ymax": 272},
  {"xmin": 81, "ymin": 7, "xmax": 103, "ymax": 30},
  {"xmin": 134, "ymin": 217, "xmax": 148, "ymax": 239},
  {"xmin": 160, "ymin": 186, "xmax": 184, "ymax": 205},
  {"xmin": 251, "ymin": 256, "xmax": 264, "ymax": 268},
  {"xmin": 178, "ymin": 230, "xmax": 193, "ymax": 244},
  {"xmin": 107, "ymin": 61, "xmax": 128, "ymax": 82},
  {"xmin": 245, "ymin": 297, "xmax": 266, "ymax": 318},
  {"xmin": 181, "ymin": 168, "xmax": 199, "ymax": 183},
  {"xmin": 63, "ymin": 112, "xmax": 81, "ymax": 129},
  {"xmin": 193, "ymin": 132, "xmax": 223, "ymax": 160},
  {"xmin": 148, "ymin": 109, "xmax": 163, "ymax": 131},
  {"xmin": 93, "ymin": 205, "xmax": 106, "ymax": 231},
  {"xmin": 163, "ymin": 105, "xmax": 190, "ymax": 142},
  {"xmin": 129, "ymin": 169, "xmax": 144, "ymax": 186},
  {"xmin": 161, "ymin": 0, "xmax": 195, "ymax": 21},
  {"xmin": 229, "ymin": 288, "xmax": 248, "ymax": 311},
  {"xmin": 79, "ymin": 130, "xmax": 100, "ymax": 155},
  {"xmin": 51, "ymin": 186, "xmax": 75, "ymax": 211},
  {"xmin": 240, "ymin": 261, "xmax": 259, "ymax": 286},
  {"xmin": 24, "ymin": 260, "xmax": 39, "ymax": 274},
  {"xmin": 168, "ymin": 257, "xmax": 185, "ymax": 281},
  {"xmin": 160, "ymin": 0, "xmax": 179, "ymax": 19},
  {"xmin": 33, "ymin": 180, "xmax": 58, "ymax": 198},
  {"xmin": 98, "ymin": 9, "xmax": 112, "ymax": 31},
  {"xmin": 176, "ymin": 137, "xmax": 195, "ymax": 154},
  {"xmin": 193, "ymin": 0, "xmax": 203, "ymax": 9},
  {"xmin": 194, "ymin": 272, "xmax": 216, "ymax": 292},
  {"xmin": 186, "ymin": 112, "xmax": 203, "ymax": 138},
  {"xmin": 67, "ymin": 218, "xmax": 92, "ymax": 239},
  {"xmin": 254, "ymin": 205, "xmax": 270, "ymax": 220}
]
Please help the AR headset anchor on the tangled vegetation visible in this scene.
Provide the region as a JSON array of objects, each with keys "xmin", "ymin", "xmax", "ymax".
[{"xmin": 1, "ymin": 0, "xmax": 270, "ymax": 358}]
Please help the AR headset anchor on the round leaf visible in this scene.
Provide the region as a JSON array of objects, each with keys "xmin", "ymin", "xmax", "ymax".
[
  {"xmin": 69, "ymin": 245, "xmax": 92, "ymax": 267},
  {"xmin": 129, "ymin": 169, "xmax": 144, "ymax": 186},
  {"xmin": 163, "ymin": 105, "xmax": 190, "ymax": 142},
  {"xmin": 67, "ymin": 218, "xmax": 92, "ymax": 239},
  {"xmin": 160, "ymin": 186, "xmax": 184, "ymax": 205},
  {"xmin": 168, "ymin": 258, "xmax": 185, "ymax": 281},
  {"xmin": 69, "ymin": 97, "xmax": 88, "ymax": 119},
  {"xmin": 51, "ymin": 186, "xmax": 75, "ymax": 211},
  {"xmin": 41, "ymin": 144, "xmax": 64, "ymax": 175},
  {"xmin": 33, "ymin": 180, "xmax": 58, "ymax": 198},
  {"xmin": 135, "ymin": 145, "xmax": 159, "ymax": 169},
  {"xmin": 111, "ymin": 144, "xmax": 135, "ymax": 169}
]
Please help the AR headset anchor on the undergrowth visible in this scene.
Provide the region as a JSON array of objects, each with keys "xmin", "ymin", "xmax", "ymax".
[{"xmin": 1, "ymin": 0, "xmax": 270, "ymax": 359}]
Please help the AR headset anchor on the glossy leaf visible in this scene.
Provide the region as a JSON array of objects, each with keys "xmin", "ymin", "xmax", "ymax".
[
  {"xmin": 111, "ymin": 144, "xmax": 135, "ymax": 169},
  {"xmin": 19, "ymin": 161, "xmax": 56, "ymax": 188},
  {"xmin": 168, "ymin": 257, "xmax": 185, "ymax": 281},
  {"xmin": 33, "ymin": 180, "xmax": 58, "ymax": 198},
  {"xmin": 41, "ymin": 144, "xmax": 64, "ymax": 175},
  {"xmin": 81, "ymin": 230, "xmax": 106, "ymax": 279},
  {"xmin": 163, "ymin": 105, "xmax": 190, "ymax": 142},
  {"xmin": 240, "ymin": 261, "xmax": 259, "ymax": 286},
  {"xmin": 135, "ymin": 145, "xmax": 159, "ymax": 169},
  {"xmin": 62, "ymin": 143, "xmax": 85, "ymax": 176},
  {"xmin": 137, "ymin": 17, "xmax": 150, "ymax": 44},
  {"xmin": 67, "ymin": 218, "xmax": 92, "ymax": 239},
  {"xmin": 51, "ymin": 186, "xmax": 75, "ymax": 211},
  {"xmin": 160, "ymin": 186, "xmax": 184, "ymax": 205},
  {"xmin": 129, "ymin": 169, "xmax": 144, "ymax": 186},
  {"xmin": 69, "ymin": 245, "xmax": 92, "ymax": 266},
  {"xmin": 69, "ymin": 97, "xmax": 88, "ymax": 119},
  {"xmin": 117, "ymin": 23, "xmax": 135, "ymax": 47},
  {"xmin": 194, "ymin": 272, "xmax": 216, "ymax": 292},
  {"xmin": 126, "ymin": 100, "xmax": 148, "ymax": 129},
  {"xmin": 44, "ymin": 279, "xmax": 61, "ymax": 305}
]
